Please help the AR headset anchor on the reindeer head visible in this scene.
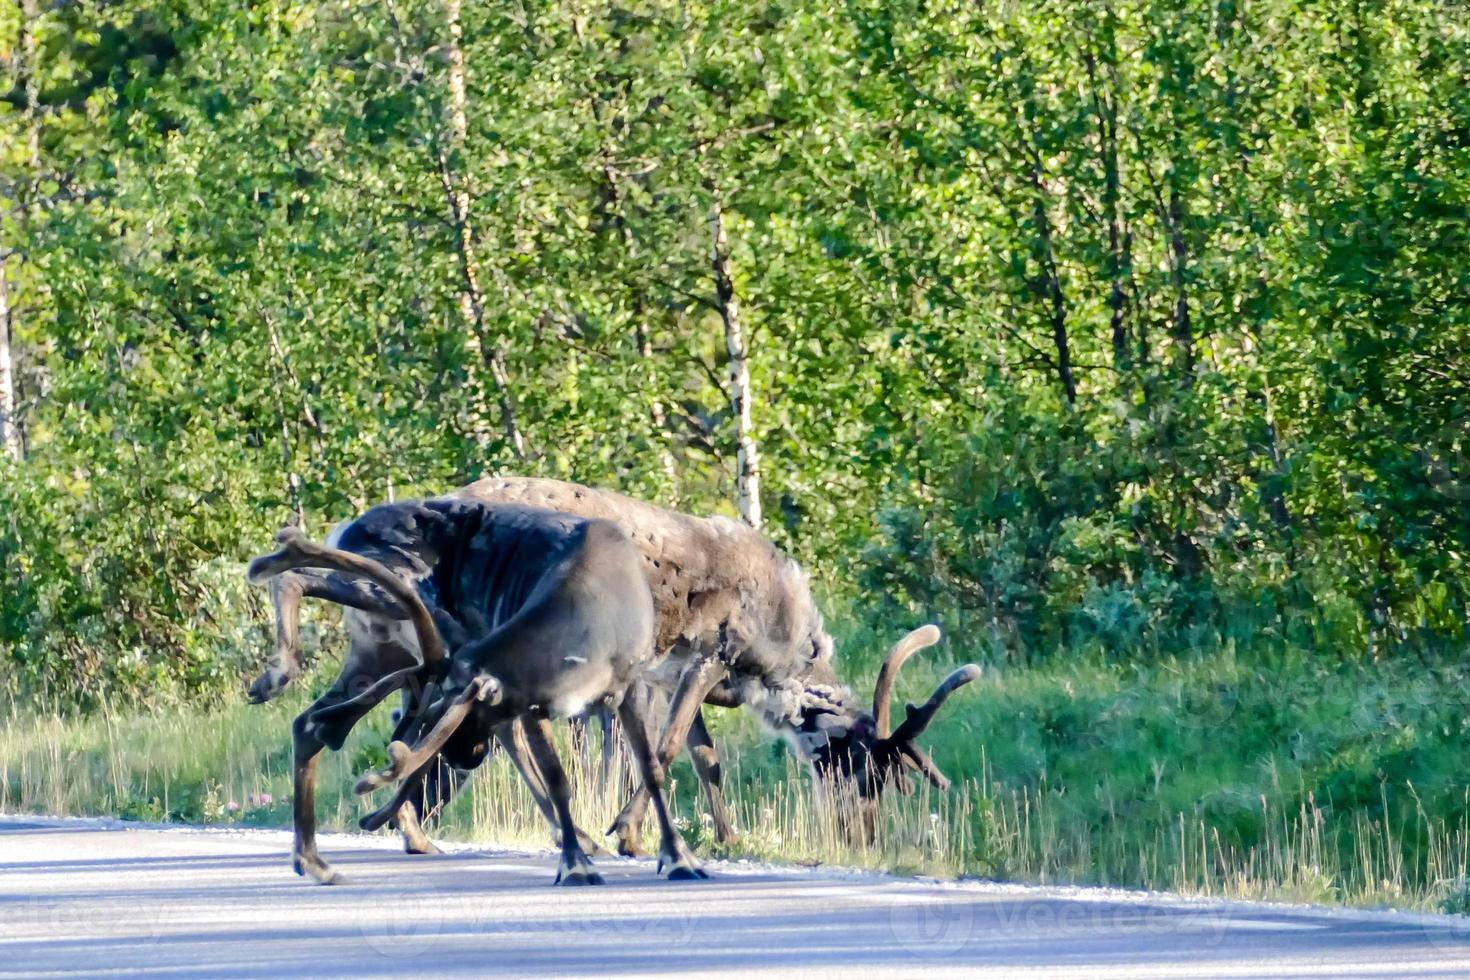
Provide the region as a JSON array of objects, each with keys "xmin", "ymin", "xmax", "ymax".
[
  {"xmin": 349, "ymin": 657, "xmax": 510, "ymax": 833},
  {"xmin": 799, "ymin": 626, "xmax": 980, "ymax": 822},
  {"xmin": 251, "ymin": 526, "xmax": 507, "ymax": 816}
]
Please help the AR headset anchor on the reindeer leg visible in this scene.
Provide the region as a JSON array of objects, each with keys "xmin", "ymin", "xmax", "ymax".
[
  {"xmin": 499, "ymin": 719, "xmax": 603, "ymax": 856},
  {"xmin": 608, "ymin": 663, "xmax": 725, "ymax": 855},
  {"xmin": 685, "ymin": 707, "xmax": 736, "ymax": 845},
  {"xmin": 606, "ymin": 685, "xmax": 658, "ymax": 856},
  {"xmin": 293, "ymin": 653, "xmax": 412, "ymax": 884},
  {"xmin": 290, "ymin": 695, "xmax": 341, "ymax": 885},
  {"xmin": 617, "ymin": 699, "xmax": 708, "ymax": 881},
  {"xmin": 654, "ymin": 649, "xmax": 728, "ymax": 772},
  {"xmin": 499, "ymin": 720, "xmax": 561, "ymax": 845},
  {"xmin": 597, "ymin": 706, "xmax": 616, "ymax": 783},
  {"xmin": 395, "ymin": 756, "xmax": 467, "ymax": 855},
  {"xmin": 523, "ymin": 717, "xmax": 603, "ymax": 886}
]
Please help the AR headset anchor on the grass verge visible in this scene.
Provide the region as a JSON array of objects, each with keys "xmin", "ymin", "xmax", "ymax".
[{"xmin": 3, "ymin": 646, "xmax": 1469, "ymax": 912}]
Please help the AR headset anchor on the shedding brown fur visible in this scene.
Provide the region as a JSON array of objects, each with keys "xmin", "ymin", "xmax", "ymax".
[{"xmin": 247, "ymin": 478, "xmax": 978, "ymax": 858}]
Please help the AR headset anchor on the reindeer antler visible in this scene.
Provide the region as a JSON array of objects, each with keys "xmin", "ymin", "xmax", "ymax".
[
  {"xmin": 887, "ymin": 664, "xmax": 983, "ymax": 746},
  {"xmin": 874, "ymin": 663, "xmax": 982, "ymax": 790},
  {"xmin": 868, "ymin": 625, "xmax": 980, "ymax": 791},
  {"xmin": 305, "ymin": 664, "xmax": 427, "ymax": 735},
  {"xmin": 871, "ymin": 625, "xmax": 942, "ymax": 738},
  {"xmin": 248, "ymin": 527, "xmax": 448, "ymax": 666},
  {"xmin": 355, "ymin": 673, "xmax": 502, "ymax": 831}
]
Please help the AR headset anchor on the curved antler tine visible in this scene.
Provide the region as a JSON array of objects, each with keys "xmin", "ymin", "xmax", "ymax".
[
  {"xmin": 900, "ymin": 743, "xmax": 953, "ymax": 792},
  {"xmin": 361, "ymin": 767, "xmax": 429, "ymax": 832},
  {"xmin": 355, "ymin": 741, "xmax": 415, "ymax": 795},
  {"xmin": 307, "ymin": 664, "xmax": 425, "ymax": 734},
  {"xmin": 887, "ymin": 663, "xmax": 982, "ymax": 746},
  {"xmin": 357, "ymin": 689, "xmax": 486, "ymax": 830},
  {"xmin": 872, "ymin": 624, "xmax": 942, "ymax": 738},
  {"xmin": 249, "ymin": 527, "xmax": 448, "ymax": 666},
  {"xmin": 245, "ymin": 528, "xmax": 307, "ymax": 584},
  {"xmin": 354, "ymin": 674, "xmax": 500, "ymax": 795}
]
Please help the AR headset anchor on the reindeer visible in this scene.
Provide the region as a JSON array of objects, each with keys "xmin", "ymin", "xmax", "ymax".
[
  {"xmin": 453, "ymin": 478, "xmax": 980, "ymax": 846},
  {"xmin": 246, "ymin": 500, "xmax": 704, "ymax": 885},
  {"xmin": 248, "ymin": 477, "xmax": 979, "ymax": 856}
]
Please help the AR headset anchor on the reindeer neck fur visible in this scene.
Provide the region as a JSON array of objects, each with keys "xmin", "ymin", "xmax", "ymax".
[
  {"xmin": 458, "ymin": 478, "xmax": 831, "ymax": 673},
  {"xmin": 330, "ymin": 499, "xmax": 591, "ymax": 661},
  {"xmin": 458, "ymin": 477, "xmax": 864, "ymax": 757},
  {"xmin": 699, "ymin": 619, "xmax": 862, "ymax": 762}
]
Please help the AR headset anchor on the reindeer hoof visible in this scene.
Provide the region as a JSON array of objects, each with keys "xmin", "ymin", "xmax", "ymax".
[
  {"xmin": 404, "ymin": 837, "xmax": 441, "ymax": 856},
  {"xmin": 293, "ymin": 853, "xmax": 342, "ymax": 885},
  {"xmin": 555, "ymin": 857, "xmax": 605, "ymax": 886},
  {"xmin": 658, "ymin": 847, "xmax": 708, "ymax": 881},
  {"xmin": 607, "ymin": 821, "xmax": 644, "ymax": 856},
  {"xmin": 248, "ymin": 667, "xmax": 292, "ymax": 704}
]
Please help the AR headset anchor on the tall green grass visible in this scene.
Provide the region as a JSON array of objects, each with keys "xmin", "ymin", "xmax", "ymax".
[{"xmin": 4, "ymin": 646, "xmax": 1470, "ymax": 911}]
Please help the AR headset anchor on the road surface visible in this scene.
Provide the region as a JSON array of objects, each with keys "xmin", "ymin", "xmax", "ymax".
[{"xmin": 3, "ymin": 816, "xmax": 1470, "ymax": 978}]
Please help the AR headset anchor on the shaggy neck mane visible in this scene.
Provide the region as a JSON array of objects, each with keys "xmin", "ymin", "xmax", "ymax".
[{"xmin": 457, "ymin": 476, "xmax": 858, "ymax": 757}]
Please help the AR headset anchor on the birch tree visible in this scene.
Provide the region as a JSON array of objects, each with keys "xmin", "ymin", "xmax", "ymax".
[
  {"xmin": 708, "ymin": 189, "xmax": 761, "ymax": 528},
  {"xmin": 0, "ymin": 0, "xmax": 40, "ymax": 462},
  {"xmin": 0, "ymin": 257, "xmax": 16, "ymax": 462},
  {"xmin": 441, "ymin": 0, "xmax": 524, "ymax": 459}
]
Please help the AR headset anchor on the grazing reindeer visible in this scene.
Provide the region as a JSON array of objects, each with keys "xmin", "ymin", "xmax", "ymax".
[
  {"xmin": 246, "ymin": 477, "xmax": 979, "ymax": 855},
  {"xmin": 451, "ymin": 478, "xmax": 980, "ymax": 846},
  {"xmin": 247, "ymin": 500, "xmax": 703, "ymax": 885},
  {"xmin": 249, "ymin": 546, "xmax": 606, "ymax": 860}
]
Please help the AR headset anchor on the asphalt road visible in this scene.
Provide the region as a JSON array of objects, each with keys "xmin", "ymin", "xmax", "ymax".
[{"xmin": 4, "ymin": 816, "xmax": 1470, "ymax": 978}]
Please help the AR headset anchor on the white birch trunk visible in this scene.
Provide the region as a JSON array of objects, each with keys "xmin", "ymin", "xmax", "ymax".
[
  {"xmin": 0, "ymin": 261, "xmax": 19, "ymax": 461},
  {"xmin": 1, "ymin": 0, "xmax": 41, "ymax": 462},
  {"xmin": 443, "ymin": 0, "xmax": 524, "ymax": 459},
  {"xmin": 708, "ymin": 193, "xmax": 761, "ymax": 528}
]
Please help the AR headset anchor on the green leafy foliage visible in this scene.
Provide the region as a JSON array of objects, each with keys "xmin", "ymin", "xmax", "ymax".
[{"xmin": 0, "ymin": 0, "xmax": 1466, "ymax": 706}]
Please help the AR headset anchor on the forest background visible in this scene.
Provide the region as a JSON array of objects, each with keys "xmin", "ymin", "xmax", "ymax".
[{"xmin": 2, "ymin": 0, "xmax": 1468, "ymax": 908}]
